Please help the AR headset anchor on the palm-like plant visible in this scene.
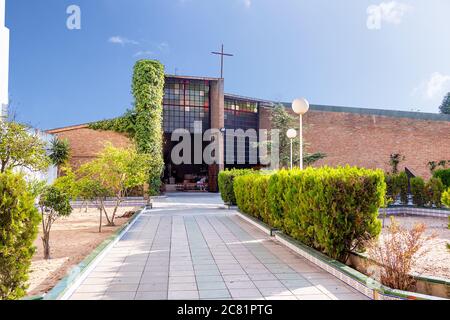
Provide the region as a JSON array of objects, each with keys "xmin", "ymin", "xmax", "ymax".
[{"xmin": 49, "ymin": 138, "xmax": 71, "ymax": 175}]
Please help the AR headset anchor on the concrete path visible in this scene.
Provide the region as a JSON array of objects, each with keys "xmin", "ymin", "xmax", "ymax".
[{"xmin": 68, "ymin": 193, "xmax": 367, "ymax": 300}]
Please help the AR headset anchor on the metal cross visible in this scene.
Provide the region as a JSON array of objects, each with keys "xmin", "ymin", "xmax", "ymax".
[{"xmin": 211, "ymin": 44, "xmax": 234, "ymax": 79}]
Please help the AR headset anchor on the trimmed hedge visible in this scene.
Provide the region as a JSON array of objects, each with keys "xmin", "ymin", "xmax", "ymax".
[
  {"xmin": 433, "ymin": 169, "xmax": 450, "ymax": 189},
  {"xmin": 234, "ymin": 174, "xmax": 271, "ymax": 225},
  {"xmin": 218, "ymin": 169, "xmax": 255, "ymax": 205},
  {"xmin": 234, "ymin": 167, "xmax": 385, "ymax": 262},
  {"xmin": 0, "ymin": 173, "xmax": 40, "ymax": 300}
]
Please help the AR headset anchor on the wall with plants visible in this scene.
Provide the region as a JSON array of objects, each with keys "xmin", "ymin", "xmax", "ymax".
[
  {"xmin": 233, "ymin": 167, "xmax": 385, "ymax": 262},
  {"xmin": 89, "ymin": 60, "xmax": 165, "ymax": 196}
]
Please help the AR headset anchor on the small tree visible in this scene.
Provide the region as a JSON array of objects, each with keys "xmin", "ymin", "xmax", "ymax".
[
  {"xmin": 0, "ymin": 121, "xmax": 49, "ymax": 173},
  {"xmin": 49, "ymin": 138, "xmax": 71, "ymax": 176},
  {"xmin": 425, "ymin": 177, "xmax": 444, "ymax": 208},
  {"xmin": 0, "ymin": 172, "xmax": 41, "ymax": 300},
  {"xmin": 39, "ymin": 185, "xmax": 72, "ymax": 259},
  {"xmin": 389, "ymin": 153, "xmax": 405, "ymax": 174},
  {"xmin": 77, "ymin": 144, "xmax": 151, "ymax": 226},
  {"xmin": 439, "ymin": 92, "xmax": 450, "ymax": 115},
  {"xmin": 76, "ymin": 177, "xmax": 110, "ymax": 232},
  {"xmin": 53, "ymin": 166, "xmax": 79, "ymax": 200},
  {"xmin": 410, "ymin": 177, "xmax": 427, "ymax": 207}
]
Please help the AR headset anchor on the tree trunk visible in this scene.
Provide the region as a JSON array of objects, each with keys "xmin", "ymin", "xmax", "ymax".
[
  {"xmin": 100, "ymin": 199, "xmax": 113, "ymax": 226},
  {"xmin": 99, "ymin": 208, "xmax": 103, "ymax": 233},
  {"xmin": 42, "ymin": 234, "xmax": 51, "ymax": 260}
]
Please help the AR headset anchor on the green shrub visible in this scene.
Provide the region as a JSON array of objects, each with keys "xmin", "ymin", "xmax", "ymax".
[
  {"xmin": 234, "ymin": 174, "xmax": 271, "ymax": 224},
  {"xmin": 218, "ymin": 169, "xmax": 255, "ymax": 205},
  {"xmin": 235, "ymin": 166, "xmax": 385, "ymax": 262},
  {"xmin": 410, "ymin": 177, "xmax": 427, "ymax": 207},
  {"xmin": 442, "ymin": 189, "xmax": 450, "ymax": 209},
  {"xmin": 397, "ymin": 172, "xmax": 409, "ymax": 205},
  {"xmin": 425, "ymin": 177, "xmax": 445, "ymax": 208},
  {"xmin": 0, "ymin": 172, "xmax": 40, "ymax": 300},
  {"xmin": 385, "ymin": 172, "xmax": 408, "ymax": 204},
  {"xmin": 433, "ymin": 169, "xmax": 450, "ymax": 188}
]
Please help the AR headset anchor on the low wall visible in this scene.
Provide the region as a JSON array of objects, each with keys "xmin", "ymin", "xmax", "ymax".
[
  {"xmin": 380, "ymin": 206, "xmax": 450, "ymax": 218},
  {"xmin": 348, "ymin": 252, "xmax": 450, "ymax": 299}
]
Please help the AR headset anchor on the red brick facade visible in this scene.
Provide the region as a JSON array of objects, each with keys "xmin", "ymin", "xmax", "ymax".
[
  {"xmin": 260, "ymin": 107, "xmax": 450, "ymax": 179},
  {"xmin": 47, "ymin": 125, "xmax": 132, "ymax": 170},
  {"xmin": 49, "ymin": 108, "xmax": 450, "ymax": 181}
]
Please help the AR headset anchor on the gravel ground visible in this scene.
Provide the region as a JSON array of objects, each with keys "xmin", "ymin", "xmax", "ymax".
[
  {"xmin": 27, "ymin": 207, "xmax": 136, "ymax": 296},
  {"xmin": 379, "ymin": 215, "xmax": 450, "ymax": 279}
]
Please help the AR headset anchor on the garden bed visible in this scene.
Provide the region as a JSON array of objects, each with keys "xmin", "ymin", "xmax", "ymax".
[
  {"xmin": 379, "ymin": 215, "xmax": 450, "ymax": 280},
  {"xmin": 27, "ymin": 207, "xmax": 137, "ymax": 297}
]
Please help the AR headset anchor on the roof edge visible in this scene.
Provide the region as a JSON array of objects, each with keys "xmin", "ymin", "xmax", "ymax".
[
  {"xmin": 46, "ymin": 123, "xmax": 90, "ymax": 134},
  {"xmin": 280, "ymin": 103, "xmax": 450, "ymax": 122}
]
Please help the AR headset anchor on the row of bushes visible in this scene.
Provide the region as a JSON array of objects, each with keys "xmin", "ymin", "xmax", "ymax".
[
  {"xmin": 385, "ymin": 171, "xmax": 447, "ymax": 208},
  {"xmin": 410, "ymin": 177, "xmax": 445, "ymax": 208},
  {"xmin": 225, "ymin": 167, "xmax": 385, "ymax": 262}
]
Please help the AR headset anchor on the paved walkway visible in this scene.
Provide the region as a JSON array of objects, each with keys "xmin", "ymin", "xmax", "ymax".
[{"xmin": 68, "ymin": 193, "xmax": 367, "ymax": 300}]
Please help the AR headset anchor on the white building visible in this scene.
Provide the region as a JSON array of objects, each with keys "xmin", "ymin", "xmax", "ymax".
[
  {"xmin": 0, "ymin": 1, "xmax": 57, "ymax": 184},
  {"xmin": 0, "ymin": 0, "xmax": 9, "ymax": 119}
]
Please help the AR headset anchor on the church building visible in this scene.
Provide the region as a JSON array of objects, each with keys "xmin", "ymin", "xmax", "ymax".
[{"xmin": 47, "ymin": 73, "xmax": 450, "ymax": 192}]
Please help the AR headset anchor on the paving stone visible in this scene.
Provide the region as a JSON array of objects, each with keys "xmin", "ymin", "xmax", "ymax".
[
  {"xmin": 197, "ymin": 281, "xmax": 227, "ymax": 290},
  {"xmin": 168, "ymin": 291, "xmax": 200, "ymax": 300},
  {"xmin": 199, "ymin": 290, "xmax": 231, "ymax": 299},
  {"xmin": 68, "ymin": 196, "xmax": 368, "ymax": 301},
  {"xmin": 135, "ymin": 291, "xmax": 168, "ymax": 300}
]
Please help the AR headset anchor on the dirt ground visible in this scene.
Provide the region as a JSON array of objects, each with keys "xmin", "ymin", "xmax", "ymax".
[
  {"xmin": 27, "ymin": 207, "xmax": 137, "ymax": 297},
  {"xmin": 379, "ymin": 215, "xmax": 450, "ymax": 279}
]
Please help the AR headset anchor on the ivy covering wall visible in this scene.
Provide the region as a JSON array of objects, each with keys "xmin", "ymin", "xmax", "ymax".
[{"xmin": 89, "ymin": 60, "xmax": 165, "ymax": 196}]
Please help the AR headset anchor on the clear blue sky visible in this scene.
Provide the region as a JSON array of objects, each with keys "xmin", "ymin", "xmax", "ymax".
[{"xmin": 6, "ymin": 0, "xmax": 450, "ymax": 129}]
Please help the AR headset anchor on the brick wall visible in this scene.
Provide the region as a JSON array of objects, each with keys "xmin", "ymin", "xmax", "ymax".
[
  {"xmin": 48, "ymin": 126, "xmax": 132, "ymax": 170},
  {"xmin": 50, "ymin": 107, "xmax": 450, "ymax": 180},
  {"xmin": 260, "ymin": 107, "xmax": 450, "ymax": 179}
]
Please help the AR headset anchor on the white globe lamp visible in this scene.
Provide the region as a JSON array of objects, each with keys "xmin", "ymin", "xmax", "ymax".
[
  {"xmin": 286, "ymin": 129, "xmax": 297, "ymax": 170},
  {"xmin": 292, "ymin": 98, "xmax": 310, "ymax": 170},
  {"xmin": 292, "ymin": 98, "xmax": 310, "ymax": 115},
  {"xmin": 286, "ymin": 128, "xmax": 297, "ymax": 139}
]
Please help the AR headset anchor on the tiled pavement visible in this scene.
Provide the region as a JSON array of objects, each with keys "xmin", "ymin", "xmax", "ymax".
[{"xmin": 68, "ymin": 193, "xmax": 368, "ymax": 300}]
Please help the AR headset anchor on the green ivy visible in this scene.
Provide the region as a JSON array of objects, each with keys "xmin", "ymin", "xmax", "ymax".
[
  {"xmin": 89, "ymin": 60, "xmax": 165, "ymax": 196},
  {"xmin": 89, "ymin": 109, "xmax": 137, "ymax": 137}
]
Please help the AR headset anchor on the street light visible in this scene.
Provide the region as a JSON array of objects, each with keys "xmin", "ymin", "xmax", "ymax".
[
  {"xmin": 286, "ymin": 129, "xmax": 297, "ymax": 170},
  {"xmin": 292, "ymin": 98, "xmax": 310, "ymax": 170}
]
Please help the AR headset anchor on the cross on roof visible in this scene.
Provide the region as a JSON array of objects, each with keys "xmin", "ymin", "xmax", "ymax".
[{"xmin": 211, "ymin": 44, "xmax": 234, "ymax": 79}]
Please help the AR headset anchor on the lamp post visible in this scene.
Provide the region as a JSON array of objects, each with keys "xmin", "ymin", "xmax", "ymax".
[
  {"xmin": 286, "ymin": 129, "xmax": 297, "ymax": 170},
  {"xmin": 292, "ymin": 98, "xmax": 310, "ymax": 170}
]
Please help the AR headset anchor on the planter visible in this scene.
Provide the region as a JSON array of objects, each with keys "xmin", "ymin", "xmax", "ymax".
[{"xmin": 348, "ymin": 252, "xmax": 450, "ymax": 299}]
